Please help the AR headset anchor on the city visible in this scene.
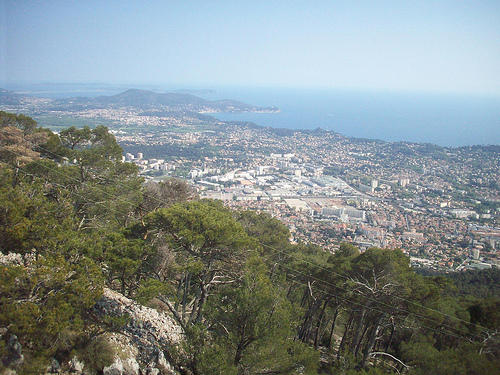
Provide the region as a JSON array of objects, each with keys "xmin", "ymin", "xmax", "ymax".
[
  {"xmin": 2, "ymin": 2, "xmax": 499, "ymax": 372},
  {"xmin": 2, "ymin": 89, "xmax": 499, "ymax": 272},
  {"xmin": 117, "ymin": 123, "xmax": 500, "ymax": 273}
]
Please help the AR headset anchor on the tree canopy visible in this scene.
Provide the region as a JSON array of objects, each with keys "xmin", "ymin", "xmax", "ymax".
[{"xmin": 0, "ymin": 111, "xmax": 499, "ymax": 374}]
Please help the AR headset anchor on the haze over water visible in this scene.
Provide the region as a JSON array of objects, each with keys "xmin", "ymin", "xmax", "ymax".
[
  {"xmin": 7, "ymin": 82, "xmax": 499, "ymax": 148},
  {"xmin": 210, "ymin": 87, "xmax": 500, "ymax": 147},
  {"xmin": 2, "ymin": 1, "xmax": 499, "ymax": 147}
]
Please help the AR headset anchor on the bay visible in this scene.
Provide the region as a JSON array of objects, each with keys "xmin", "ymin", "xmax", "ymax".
[
  {"xmin": 6, "ymin": 83, "xmax": 499, "ymax": 147},
  {"xmin": 209, "ymin": 87, "xmax": 500, "ymax": 147}
]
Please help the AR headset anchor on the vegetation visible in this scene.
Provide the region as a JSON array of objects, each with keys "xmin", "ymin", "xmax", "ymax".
[{"xmin": 0, "ymin": 111, "xmax": 499, "ymax": 374}]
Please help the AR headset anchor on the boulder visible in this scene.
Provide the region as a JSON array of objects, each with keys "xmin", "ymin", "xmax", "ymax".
[
  {"xmin": 0, "ymin": 253, "xmax": 23, "ymax": 266},
  {"xmin": 103, "ymin": 357, "xmax": 123, "ymax": 375},
  {"xmin": 1, "ymin": 334, "xmax": 24, "ymax": 368},
  {"xmin": 68, "ymin": 356, "xmax": 85, "ymax": 374},
  {"xmin": 47, "ymin": 357, "xmax": 61, "ymax": 373},
  {"xmin": 92, "ymin": 288, "xmax": 184, "ymax": 374},
  {"xmin": 122, "ymin": 357, "xmax": 140, "ymax": 375}
]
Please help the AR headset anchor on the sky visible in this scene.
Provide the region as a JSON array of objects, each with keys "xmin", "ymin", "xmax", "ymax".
[{"xmin": 1, "ymin": 0, "xmax": 499, "ymax": 95}]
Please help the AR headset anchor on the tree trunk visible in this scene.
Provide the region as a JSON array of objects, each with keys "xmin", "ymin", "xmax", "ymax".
[
  {"xmin": 297, "ymin": 282, "xmax": 318, "ymax": 342},
  {"xmin": 314, "ymin": 299, "xmax": 330, "ymax": 349},
  {"xmin": 182, "ymin": 273, "xmax": 191, "ymax": 320},
  {"xmin": 361, "ymin": 313, "xmax": 386, "ymax": 368},
  {"xmin": 191, "ymin": 271, "xmax": 213, "ymax": 325},
  {"xmin": 354, "ymin": 321, "xmax": 370, "ymax": 357},
  {"xmin": 327, "ymin": 307, "xmax": 339, "ymax": 349},
  {"xmin": 350, "ymin": 303, "xmax": 367, "ymax": 354},
  {"xmin": 300, "ymin": 284, "xmax": 310, "ymax": 308},
  {"xmin": 234, "ymin": 321, "xmax": 247, "ymax": 366},
  {"xmin": 385, "ymin": 318, "xmax": 395, "ymax": 352},
  {"xmin": 298, "ymin": 298, "xmax": 320, "ymax": 343},
  {"xmin": 337, "ymin": 313, "xmax": 353, "ymax": 361},
  {"xmin": 234, "ymin": 343, "xmax": 244, "ymax": 366}
]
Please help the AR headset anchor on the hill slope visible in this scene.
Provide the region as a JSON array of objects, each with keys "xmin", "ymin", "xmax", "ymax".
[{"xmin": 0, "ymin": 87, "xmax": 279, "ymax": 113}]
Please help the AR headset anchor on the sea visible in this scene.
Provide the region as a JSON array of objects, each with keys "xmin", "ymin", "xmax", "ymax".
[
  {"xmin": 209, "ymin": 87, "xmax": 500, "ymax": 148},
  {"xmin": 7, "ymin": 83, "xmax": 500, "ymax": 147}
]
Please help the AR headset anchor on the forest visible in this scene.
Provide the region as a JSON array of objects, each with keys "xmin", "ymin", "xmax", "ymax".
[{"xmin": 0, "ymin": 111, "xmax": 499, "ymax": 374}]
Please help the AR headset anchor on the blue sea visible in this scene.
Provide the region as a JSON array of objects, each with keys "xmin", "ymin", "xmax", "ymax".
[
  {"xmin": 209, "ymin": 87, "xmax": 500, "ymax": 147},
  {"xmin": 6, "ymin": 83, "xmax": 499, "ymax": 147}
]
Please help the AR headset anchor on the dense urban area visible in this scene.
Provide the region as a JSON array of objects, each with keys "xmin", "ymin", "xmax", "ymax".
[
  {"xmin": 1, "ymin": 89, "xmax": 499, "ymax": 374},
  {"xmin": 122, "ymin": 125, "xmax": 500, "ymax": 269},
  {"xmin": 3, "ymin": 88, "xmax": 500, "ymax": 272}
]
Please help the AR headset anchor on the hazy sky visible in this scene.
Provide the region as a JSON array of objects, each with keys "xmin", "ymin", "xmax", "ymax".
[{"xmin": 1, "ymin": 0, "xmax": 499, "ymax": 94}]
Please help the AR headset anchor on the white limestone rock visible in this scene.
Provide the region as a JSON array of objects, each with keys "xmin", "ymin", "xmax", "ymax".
[
  {"xmin": 103, "ymin": 357, "xmax": 123, "ymax": 375},
  {"xmin": 68, "ymin": 356, "xmax": 85, "ymax": 374},
  {"xmin": 93, "ymin": 288, "xmax": 184, "ymax": 374}
]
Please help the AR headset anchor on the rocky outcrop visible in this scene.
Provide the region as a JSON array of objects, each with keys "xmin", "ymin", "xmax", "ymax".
[
  {"xmin": 68, "ymin": 356, "xmax": 85, "ymax": 373},
  {"xmin": 0, "ymin": 252, "xmax": 23, "ymax": 266},
  {"xmin": 91, "ymin": 288, "xmax": 184, "ymax": 375},
  {"xmin": 1, "ymin": 252, "xmax": 184, "ymax": 374},
  {"xmin": 1, "ymin": 334, "xmax": 24, "ymax": 368}
]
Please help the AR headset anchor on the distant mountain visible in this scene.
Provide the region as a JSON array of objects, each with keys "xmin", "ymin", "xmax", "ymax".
[
  {"xmin": 0, "ymin": 88, "xmax": 29, "ymax": 106},
  {"xmin": 94, "ymin": 89, "xmax": 208, "ymax": 108},
  {"xmin": 94, "ymin": 89, "xmax": 278, "ymax": 113},
  {"xmin": 174, "ymin": 89, "xmax": 217, "ymax": 96},
  {"xmin": 0, "ymin": 88, "xmax": 279, "ymax": 114}
]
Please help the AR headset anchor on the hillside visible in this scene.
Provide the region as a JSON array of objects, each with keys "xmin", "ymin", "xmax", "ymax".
[
  {"xmin": 0, "ymin": 88, "xmax": 28, "ymax": 106},
  {"xmin": 0, "ymin": 111, "xmax": 499, "ymax": 374},
  {"xmin": 0, "ymin": 87, "xmax": 280, "ymax": 113}
]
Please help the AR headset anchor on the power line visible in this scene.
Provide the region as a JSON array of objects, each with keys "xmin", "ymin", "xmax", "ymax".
[
  {"xmin": 260, "ymin": 242, "xmax": 490, "ymax": 337},
  {"xmin": 0, "ymin": 126, "xmax": 493, "ymax": 339},
  {"xmin": 272, "ymin": 261, "xmax": 476, "ymax": 343},
  {"xmin": 268, "ymin": 253, "xmax": 483, "ymax": 342}
]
